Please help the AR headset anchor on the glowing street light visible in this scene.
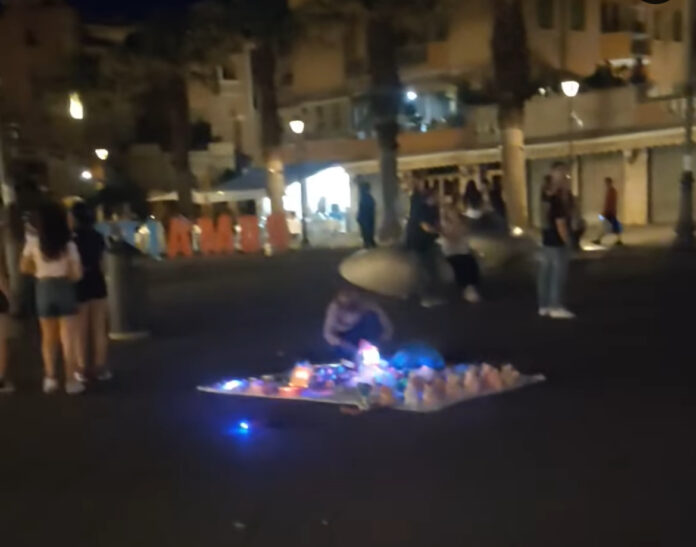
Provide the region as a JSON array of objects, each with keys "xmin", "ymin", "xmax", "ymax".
[
  {"xmin": 406, "ymin": 89, "xmax": 418, "ymax": 101},
  {"xmin": 69, "ymin": 92, "xmax": 84, "ymax": 120},
  {"xmin": 80, "ymin": 169, "xmax": 93, "ymax": 181},
  {"xmin": 94, "ymin": 148, "xmax": 109, "ymax": 161},
  {"xmin": 288, "ymin": 119, "xmax": 309, "ymax": 247},
  {"xmin": 561, "ymin": 80, "xmax": 580, "ymax": 98},
  {"xmin": 289, "ymin": 119, "xmax": 305, "ymax": 135}
]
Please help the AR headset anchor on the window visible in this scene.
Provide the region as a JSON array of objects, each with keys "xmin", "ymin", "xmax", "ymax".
[
  {"xmin": 331, "ymin": 103, "xmax": 342, "ymax": 130},
  {"xmin": 654, "ymin": 10, "xmax": 662, "ymax": 40},
  {"xmin": 315, "ymin": 105, "xmax": 325, "ymax": 131},
  {"xmin": 673, "ymin": 10, "xmax": 683, "ymax": 42},
  {"xmin": 570, "ymin": 0, "xmax": 585, "ymax": 31},
  {"xmin": 601, "ymin": 2, "xmax": 620, "ymax": 33},
  {"xmin": 537, "ymin": 0, "xmax": 554, "ymax": 30}
]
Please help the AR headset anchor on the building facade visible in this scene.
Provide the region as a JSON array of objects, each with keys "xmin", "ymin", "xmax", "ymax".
[{"xmin": 278, "ymin": 0, "xmax": 693, "ymax": 229}]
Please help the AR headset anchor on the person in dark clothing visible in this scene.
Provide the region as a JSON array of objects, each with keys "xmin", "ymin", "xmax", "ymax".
[
  {"xmin": 406, "ymin": 181, "xmax": 444, "ymax": 307},
  {"xmin": 538, "ymin": 163, "xmax": 575, "ymax": 320},
  {"xmin": 489, "ymin": 176, "xmax": 507, "ymax": 220},
  {"xmin": 356, "ymin": 182, "xmax": 376, "ymax": 248},
  {"xmin": 462, "ymin": 179, "xmax": 484, "ymax": 218},
  {"xmin": 71, "ymin": 202, "xmax": 111, "ymax": 382}
]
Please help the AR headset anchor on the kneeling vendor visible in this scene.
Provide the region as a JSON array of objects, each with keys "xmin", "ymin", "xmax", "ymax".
[{"xmin": 323, "ymin": 287, "xmax": 393, "ymax": 358}]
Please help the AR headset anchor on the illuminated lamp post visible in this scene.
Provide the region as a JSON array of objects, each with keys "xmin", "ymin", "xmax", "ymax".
[{"xmin": 289, "ymin": 119, "xmax": 310, "ymax": 247}]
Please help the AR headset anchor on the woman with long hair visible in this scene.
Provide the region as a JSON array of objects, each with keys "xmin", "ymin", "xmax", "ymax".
[
  {"xmin": 20, "ymin": 201, "xmax": 83, "ymax": 394},
  {"xmin": 71, "ymin": 202, "xmax": 110, "ymax": 382}
]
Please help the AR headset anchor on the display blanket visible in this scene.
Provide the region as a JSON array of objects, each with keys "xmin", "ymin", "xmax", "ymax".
[{"xmin": 197, "ymin": 344, "xmax": 545, "ymax": 413}]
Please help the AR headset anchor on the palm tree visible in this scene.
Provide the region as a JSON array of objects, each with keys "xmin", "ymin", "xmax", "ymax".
[
  {"xmin": 294, "ymin": 0, "xmax": 438, "ymax": 242},
  {"xmin": 100, "ymin": 1, "xmax": 240, "ymax": 216},
  {"xmin": 491, "ymin": 0, "xmax": 533, "ymax": 228}
]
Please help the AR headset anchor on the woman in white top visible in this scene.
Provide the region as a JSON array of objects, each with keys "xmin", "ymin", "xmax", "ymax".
[{"xmin": 20, "ymin": 202, "xmax": 84, "ymax": 395}]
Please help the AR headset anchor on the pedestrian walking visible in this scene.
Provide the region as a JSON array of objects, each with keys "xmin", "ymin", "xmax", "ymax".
[
  {"xmin": 406, "ymin": 180, "xmax": 445, "ymax": 308},
  {"xmin": 538, "ymin": 162, "xmax": 575, "ymax": 319},
  {"xmin": 20, "ymin": 201, "xmax": 84, "ymax": 394},
  {"xmin": 0, "ymin": 229, "xmax": 13, "ymax": 394},
  {"xmin": 71, "ymin": 202, "xmax": 111, "ymax": 383},
  {"xmin": 488, "ymin": 176, "xmax": 507, "ymax": 221},
  {"xmin": 356, "ymin": 182, "xmax": 376, "ymax": 248},
  {"xmin": 592, "ymin": 177, "xmax": 623, "ymax": 246},
  {"xmin": 439, "ymin": 205, "xmax": 481, "ymax": 303}
]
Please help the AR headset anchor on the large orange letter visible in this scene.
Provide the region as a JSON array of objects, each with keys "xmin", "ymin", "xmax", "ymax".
[
  {"xmin": 266, "ymin": 212, "xmax": 290, "ymax": 253},
  {"xmin": 215, "ymin": 214, "xmax": 235, "ymax": 254},
  {"xmin": 239, "ymin": 215, "xmax": 261, "ymax": 254},
  {"xmin": 197, "ymin": 217, "xmax": 216, "ymax": 255},
  {"xmin": 167, "ymin": 217, "xmax": 193, "ymax": 258}
]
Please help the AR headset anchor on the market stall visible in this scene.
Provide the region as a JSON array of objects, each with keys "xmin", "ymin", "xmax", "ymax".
[{"xmin": 198, "ymin": 342, "xmax": 545, "ymax": 413}]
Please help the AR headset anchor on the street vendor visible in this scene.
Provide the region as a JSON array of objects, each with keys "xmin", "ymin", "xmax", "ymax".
[{"xmin": 323, "ymin": 287, "xmax": 393, "ymax": 359}]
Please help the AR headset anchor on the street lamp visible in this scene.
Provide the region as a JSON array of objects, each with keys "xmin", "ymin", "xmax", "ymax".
[
  {"xmin": 562, "ymin": 80, "xmax": 580, "ymax": 171},
  {"xmin": 95, "ymin": 148, "xmax": 109, "ymax": 161},
  {"xmin": 289, "ymin": 119, "xmax": 310, "ymax": 247},
  {"xmin": 68, "ymin": 92, "xmax": 84, "ymax": 120},
  {"xmin": 80, "ymin": 169, "xmax": 93, "ymax": 181}
]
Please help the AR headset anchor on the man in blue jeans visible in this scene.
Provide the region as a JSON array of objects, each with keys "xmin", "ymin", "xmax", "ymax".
[{"xmin": 538, "ymin": 162, "xmax": 575, "ymax": 319}]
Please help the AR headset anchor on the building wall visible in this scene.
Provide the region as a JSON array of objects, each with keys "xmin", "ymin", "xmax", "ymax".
[
  {"xmin": 0, "ymin": 1, "xmax": 79, "ymax": 119},
  {"xmin": 649, "ymin": 145, "xmax": 695, "ymax": 224}
]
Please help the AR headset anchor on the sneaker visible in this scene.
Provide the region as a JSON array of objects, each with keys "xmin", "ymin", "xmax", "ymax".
[
  {"xmin": 43, "ymin": 377, "xmax": 59, "ymax": 394},
  {"xmin": 420, "ymin": 297, "xmax": 445, "ymax": 308},
  {"xmin": 463, "ymin": 286, "xmax": 481, "ymax": 303},
  {"xmin": 549, "ymin": 308, "xmax": 576, "ymax": 320},
  {"xmin": 96, "ymin": 368, "xmax": 113, "ymax": 382},
  {"xmin": 0, "ymin": 378, "xmax": 15, "ymax": 394},
  {"xmin": 538, "ymin": 307, "xmax": 550, "ymax": 317},
  {"xmin": 74, "ymin": 371, "xmax": 88, "ymax": 384},
  {"xmin": 65, "ymin": 380, "xmax": 86, "ymax": 396}
]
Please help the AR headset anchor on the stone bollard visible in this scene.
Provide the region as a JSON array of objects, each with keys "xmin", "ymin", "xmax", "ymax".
[{"xmin": 106, "ymin": 240, "xmax": 149, "ymax": 341}]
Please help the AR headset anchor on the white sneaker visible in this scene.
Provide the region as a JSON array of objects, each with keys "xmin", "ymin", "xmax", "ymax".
[
  {"xmin": 538, "ymin": 307, "xmax": 550, "ymax": 317},
  {"xmin": 0, "ymin": 379, "xmax": 15, "ymax": 394},
  {"xmin": 74, "ymin": 371, "xmax": 88, "ymax": 384},
  {"xmin": 43, "ymin": 377, "xmax": 59, "ymax": 394},
  {"xmin": 463, "ymin": 286, "xmax": 481, "ymax": 303},
  {"xmin": 549, "ymin": 308, "xmax": 576, "ymax": 320},
  {"xmin": 65, "ymin": 380, "xmax": 86, "ymax": 396}
]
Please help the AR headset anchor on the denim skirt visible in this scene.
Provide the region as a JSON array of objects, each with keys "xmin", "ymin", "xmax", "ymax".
[{"xmin": 36, "ymin": 278, "xmax": 77, "ymax": 318}]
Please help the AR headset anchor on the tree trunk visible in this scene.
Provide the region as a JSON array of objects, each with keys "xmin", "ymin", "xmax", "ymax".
[
  {"xmin": 499, "ymin": 105, "xmax": 528, "ymax": 228},
  {"xmin": 367, "ymin": 13, "xmax": 402, "ymax": 243},
  {"xmin": 252, "ymin": 41, "xmax": 285, "ymax": 215},
  {"xmin": 265, "ymin": 147, "xmax": 285, "ymax": 214},
  {"xmin": 168, "ymin": 74, "xmax": 194, "ymax": 217}
]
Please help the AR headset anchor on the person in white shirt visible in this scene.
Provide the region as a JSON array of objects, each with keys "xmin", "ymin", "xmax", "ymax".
[
  {"xmin": 20, "ymin": 202, "xmax": 84, "ymax": 395},
  {"xmin": 439, "ymin": 205, "xmax": 481, "ymax": 303}
]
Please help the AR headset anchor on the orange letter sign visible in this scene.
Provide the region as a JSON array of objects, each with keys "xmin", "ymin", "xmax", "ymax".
[
  {"xmin": 215, "ymin": 213, "xmax": 235, "ymax": 254},
  {"xmin": 167, "ymin": 217, "xmax": 193, "ymax": 258},
  {"xmin": 266, "ymin": 212, "xmax": 290, "ymax": 253},
  {"xmin": 239, "ymin": 215, "xmax": 261, "ymax": 254}
]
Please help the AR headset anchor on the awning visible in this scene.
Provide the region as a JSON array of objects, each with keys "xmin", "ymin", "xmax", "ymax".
[{"xmin": 148, "ymin": 162, "xmax": 337, "ymax": 203}]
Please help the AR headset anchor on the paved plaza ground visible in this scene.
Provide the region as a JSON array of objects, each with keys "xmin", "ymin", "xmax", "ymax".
[{"xmin": 0, "ymin": 241, "xmax": 692, "ymax": 546}]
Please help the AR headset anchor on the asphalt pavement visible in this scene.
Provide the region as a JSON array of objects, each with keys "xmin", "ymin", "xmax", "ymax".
[{"xmin": 0, "ymin": 246, "xmax": 692, "ymax": 546}]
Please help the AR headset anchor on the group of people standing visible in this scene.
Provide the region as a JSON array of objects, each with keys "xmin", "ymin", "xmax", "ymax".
[{"xmin": 0, "ymin": 201, "xmax": 110, "ymax": 394}]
